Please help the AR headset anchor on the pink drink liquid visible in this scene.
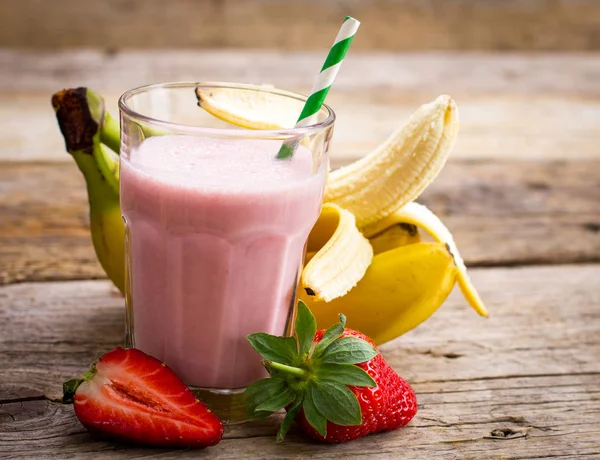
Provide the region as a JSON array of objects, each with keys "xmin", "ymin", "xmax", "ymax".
[{"xmin": 121, "ymin": 135, "xmax": 325, "ymax": 389}]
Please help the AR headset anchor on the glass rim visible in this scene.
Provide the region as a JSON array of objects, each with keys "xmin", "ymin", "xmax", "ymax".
[{"xmin": 118, "ymin": 81, "xmax": 336, "ymax": 138}]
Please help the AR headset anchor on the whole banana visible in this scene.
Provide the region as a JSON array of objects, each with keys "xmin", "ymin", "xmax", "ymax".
[{"xmin": 52, "ymin": 88, "xmax": 125, "ymax": 294}]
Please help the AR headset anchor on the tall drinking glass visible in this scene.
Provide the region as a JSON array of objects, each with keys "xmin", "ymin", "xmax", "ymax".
[{"xmin": 119, "ymin": 82, "xmax": 334, "ymax": 422}]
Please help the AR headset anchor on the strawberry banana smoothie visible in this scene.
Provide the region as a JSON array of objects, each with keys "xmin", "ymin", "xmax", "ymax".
[{"xmin": 120, "ymin": 134, "xmax": 326, "ymax": 389}]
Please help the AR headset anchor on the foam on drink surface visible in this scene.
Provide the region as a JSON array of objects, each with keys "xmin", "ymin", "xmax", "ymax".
[{"xmin": 127, "ymin": 135, "xmax": 315, "ymax": 192}]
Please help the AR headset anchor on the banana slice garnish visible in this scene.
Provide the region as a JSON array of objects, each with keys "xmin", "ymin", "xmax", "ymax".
[{"xmin": 195, "ymin": 85, "xmax": 301, "ymax": 130}]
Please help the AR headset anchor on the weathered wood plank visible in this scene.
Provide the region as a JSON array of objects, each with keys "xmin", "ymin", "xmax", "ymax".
[
  {"xmin": 1, "ymin": 160, "xmax": 599, "ymax": 285},
  {"xmin": 2, "ymin": 265, "xmax": 599, "ymax": 393},
  {"xmin": 5, "ymin": 51, "xmax": 599, "ymax": 96},
  {"xmin": 1, "ymin": 0, "xmax": 600, "ymax": 51},
  {"xmin": 1, "ymin": 264, "xmax": 599, "ymax": 457},
  {"xmin": 1, "ymin": 394, "xmax": 599, "ymax": 459},
  {"xmin": 1, "ymin": 51, "xmax": 599, "ymax": 162}
]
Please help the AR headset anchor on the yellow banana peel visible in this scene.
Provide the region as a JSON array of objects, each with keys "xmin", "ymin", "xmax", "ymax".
[
  {"xmin": 368, "ymin": 223, "xmax": 421, "ymax": 255},
  {"xmin": 300, "ymin": 242, "xmax": 458, "ymax": 345},
  {"xmin": 364, "ymin": 202, "xmax": 488, "ymax": 317}
]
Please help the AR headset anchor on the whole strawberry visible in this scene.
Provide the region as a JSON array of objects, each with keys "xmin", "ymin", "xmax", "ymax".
[
  {"xmin": 244, "ymin": 301, "xmax": 417, "ymax": 443},
  {"xmin": 63, "ymin": 347, "xmax": 223, "ymax": 448}
]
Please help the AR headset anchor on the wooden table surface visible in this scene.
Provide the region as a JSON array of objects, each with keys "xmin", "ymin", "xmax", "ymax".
[{"xmin": 1, "ymin": 50, "xmax": 599, "ymax": 459}]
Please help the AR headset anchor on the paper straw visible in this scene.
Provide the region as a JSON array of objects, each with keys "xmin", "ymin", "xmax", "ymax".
[{"xmin": 277, "ymin": 16, "xmax": 360, "ymax": 159}]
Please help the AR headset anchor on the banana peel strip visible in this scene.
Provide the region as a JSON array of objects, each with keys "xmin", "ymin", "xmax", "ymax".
[{"xmin": 363, "ymin": 202, "xmax": 488, "ymax": 317}]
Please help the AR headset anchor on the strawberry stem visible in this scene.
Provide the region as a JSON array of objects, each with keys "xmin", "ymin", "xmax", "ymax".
[
  {"xmin": 265, "ymin": 361, "xmax": 308, "ymax": 378},
  {"xmin": 63, "ymin": 362, "xmax": 98, "ymax": 403}
]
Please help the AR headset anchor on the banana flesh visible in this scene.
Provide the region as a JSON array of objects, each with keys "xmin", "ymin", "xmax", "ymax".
[
  {"xmin": 300, "ymin": 242, "xmax": 458, "ymax": 345},
  {"xmin": 364, "ymin": 202, "xmax": 488, "ymax": 317},
  {"xmin": 301, "ymin": 204, "xmax": 373, "ymax": 302},
  {"xmin": 324, "ymin": 95, "xmax": 458, "ymax": 229}
]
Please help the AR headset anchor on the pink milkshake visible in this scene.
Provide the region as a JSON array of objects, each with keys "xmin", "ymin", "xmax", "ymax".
[{"xmin": 120, "ymin": 134, "xmax": 326, "ymax": 389}]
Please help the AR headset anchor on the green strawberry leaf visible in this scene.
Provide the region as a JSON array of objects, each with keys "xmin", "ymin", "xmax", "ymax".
[
  {"xmin": 62, "ymin": 378, "xmax": 81, "ymax": 403},
  {"xmin": 311, "ymin": 380, "xmax": 362, "ymax": 426},
  {"xmin": 319, "ymin": 337, "xmax": 378, "ymax": 364},
  {"xmin": 244, "ymin": 304, "xmax": 384, "ymax": 442},
  {"xmin": 256, "ymin": 386, "xmax": 296, "ymax": 413},
  {"xmin": 62, "ymin": 362, "xmax": 97, "ymax": 403},
  {"xmin": 313, "ymin": 314, "xmax": 346, "ymax": 358},
  {"xmin": 295, "ymin": 300, "xmax": 316, "ymax": 357},
  {"xmin": 244, "ymin": 377, "xmax": 288, "ymax": 419},
  {"xmin": 302, "ymin": 386, "xmax": 328, "ymax": 437},
  {"xmin": 277, "ymin": 396, "xmax": 303, "ymax": 442},
  {"xmin": 247, "ymin": 333, "xmax": 298, "ymax": 365},
  {"xmin": 315, "ymin": 363, "xmax": 376, "ymax": 387}
]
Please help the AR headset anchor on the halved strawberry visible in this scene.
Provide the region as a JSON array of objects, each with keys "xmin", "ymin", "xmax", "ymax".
[{"xmin": 63, "ymin": 347, "xmax": 223, "ymax": 448}]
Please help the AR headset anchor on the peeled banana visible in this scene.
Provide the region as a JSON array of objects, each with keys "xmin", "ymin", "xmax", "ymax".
[
  {"xmin": 52, "ymin": 88, "xmax": 125, "ymax": 294},
  {"xmin": 324, "ymin": 95, "xmax": 458, "ymax": 229}
]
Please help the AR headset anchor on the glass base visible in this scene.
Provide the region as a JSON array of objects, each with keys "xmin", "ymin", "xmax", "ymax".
[{"xmin": 191, "ymin": 386, "xmax": 247, "ymax": 424}]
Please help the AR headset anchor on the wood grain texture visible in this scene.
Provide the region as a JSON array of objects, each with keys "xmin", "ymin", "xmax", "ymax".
[
  {"xmin": 5, "ymin": 50, "xmax": 599, "ymax": 95},
  {"xmin": 1, "ymin": 0, "xmax": 600, "ymax": 51},
  {"xmin": 1, "ymin": 264, "xmax": 599, "ymax": 457},
  {"xmin": 1, "ymin": 47, "xmax": 599, "ymax": 459},
  {"xmin": 2, "ymin": 159, "xmax": 599, "ymax": 285},
  {"xmin": 2, "ymin": 50, "xmax": 600, "ymax": 162}
]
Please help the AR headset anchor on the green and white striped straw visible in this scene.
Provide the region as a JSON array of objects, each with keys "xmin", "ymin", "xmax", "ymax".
[{"xmin": 277, "ymin": 16, "xmax": 360, "ymax": 159}]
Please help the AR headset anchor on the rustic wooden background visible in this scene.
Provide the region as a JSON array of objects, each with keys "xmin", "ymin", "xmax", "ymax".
[
  {"xmin": 1, "ymin": 0, "xmax": 600, "ymax": 50},
  {"xmin": 1, "ymin": 1, "xmax": 600, "ymax": 458}
]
